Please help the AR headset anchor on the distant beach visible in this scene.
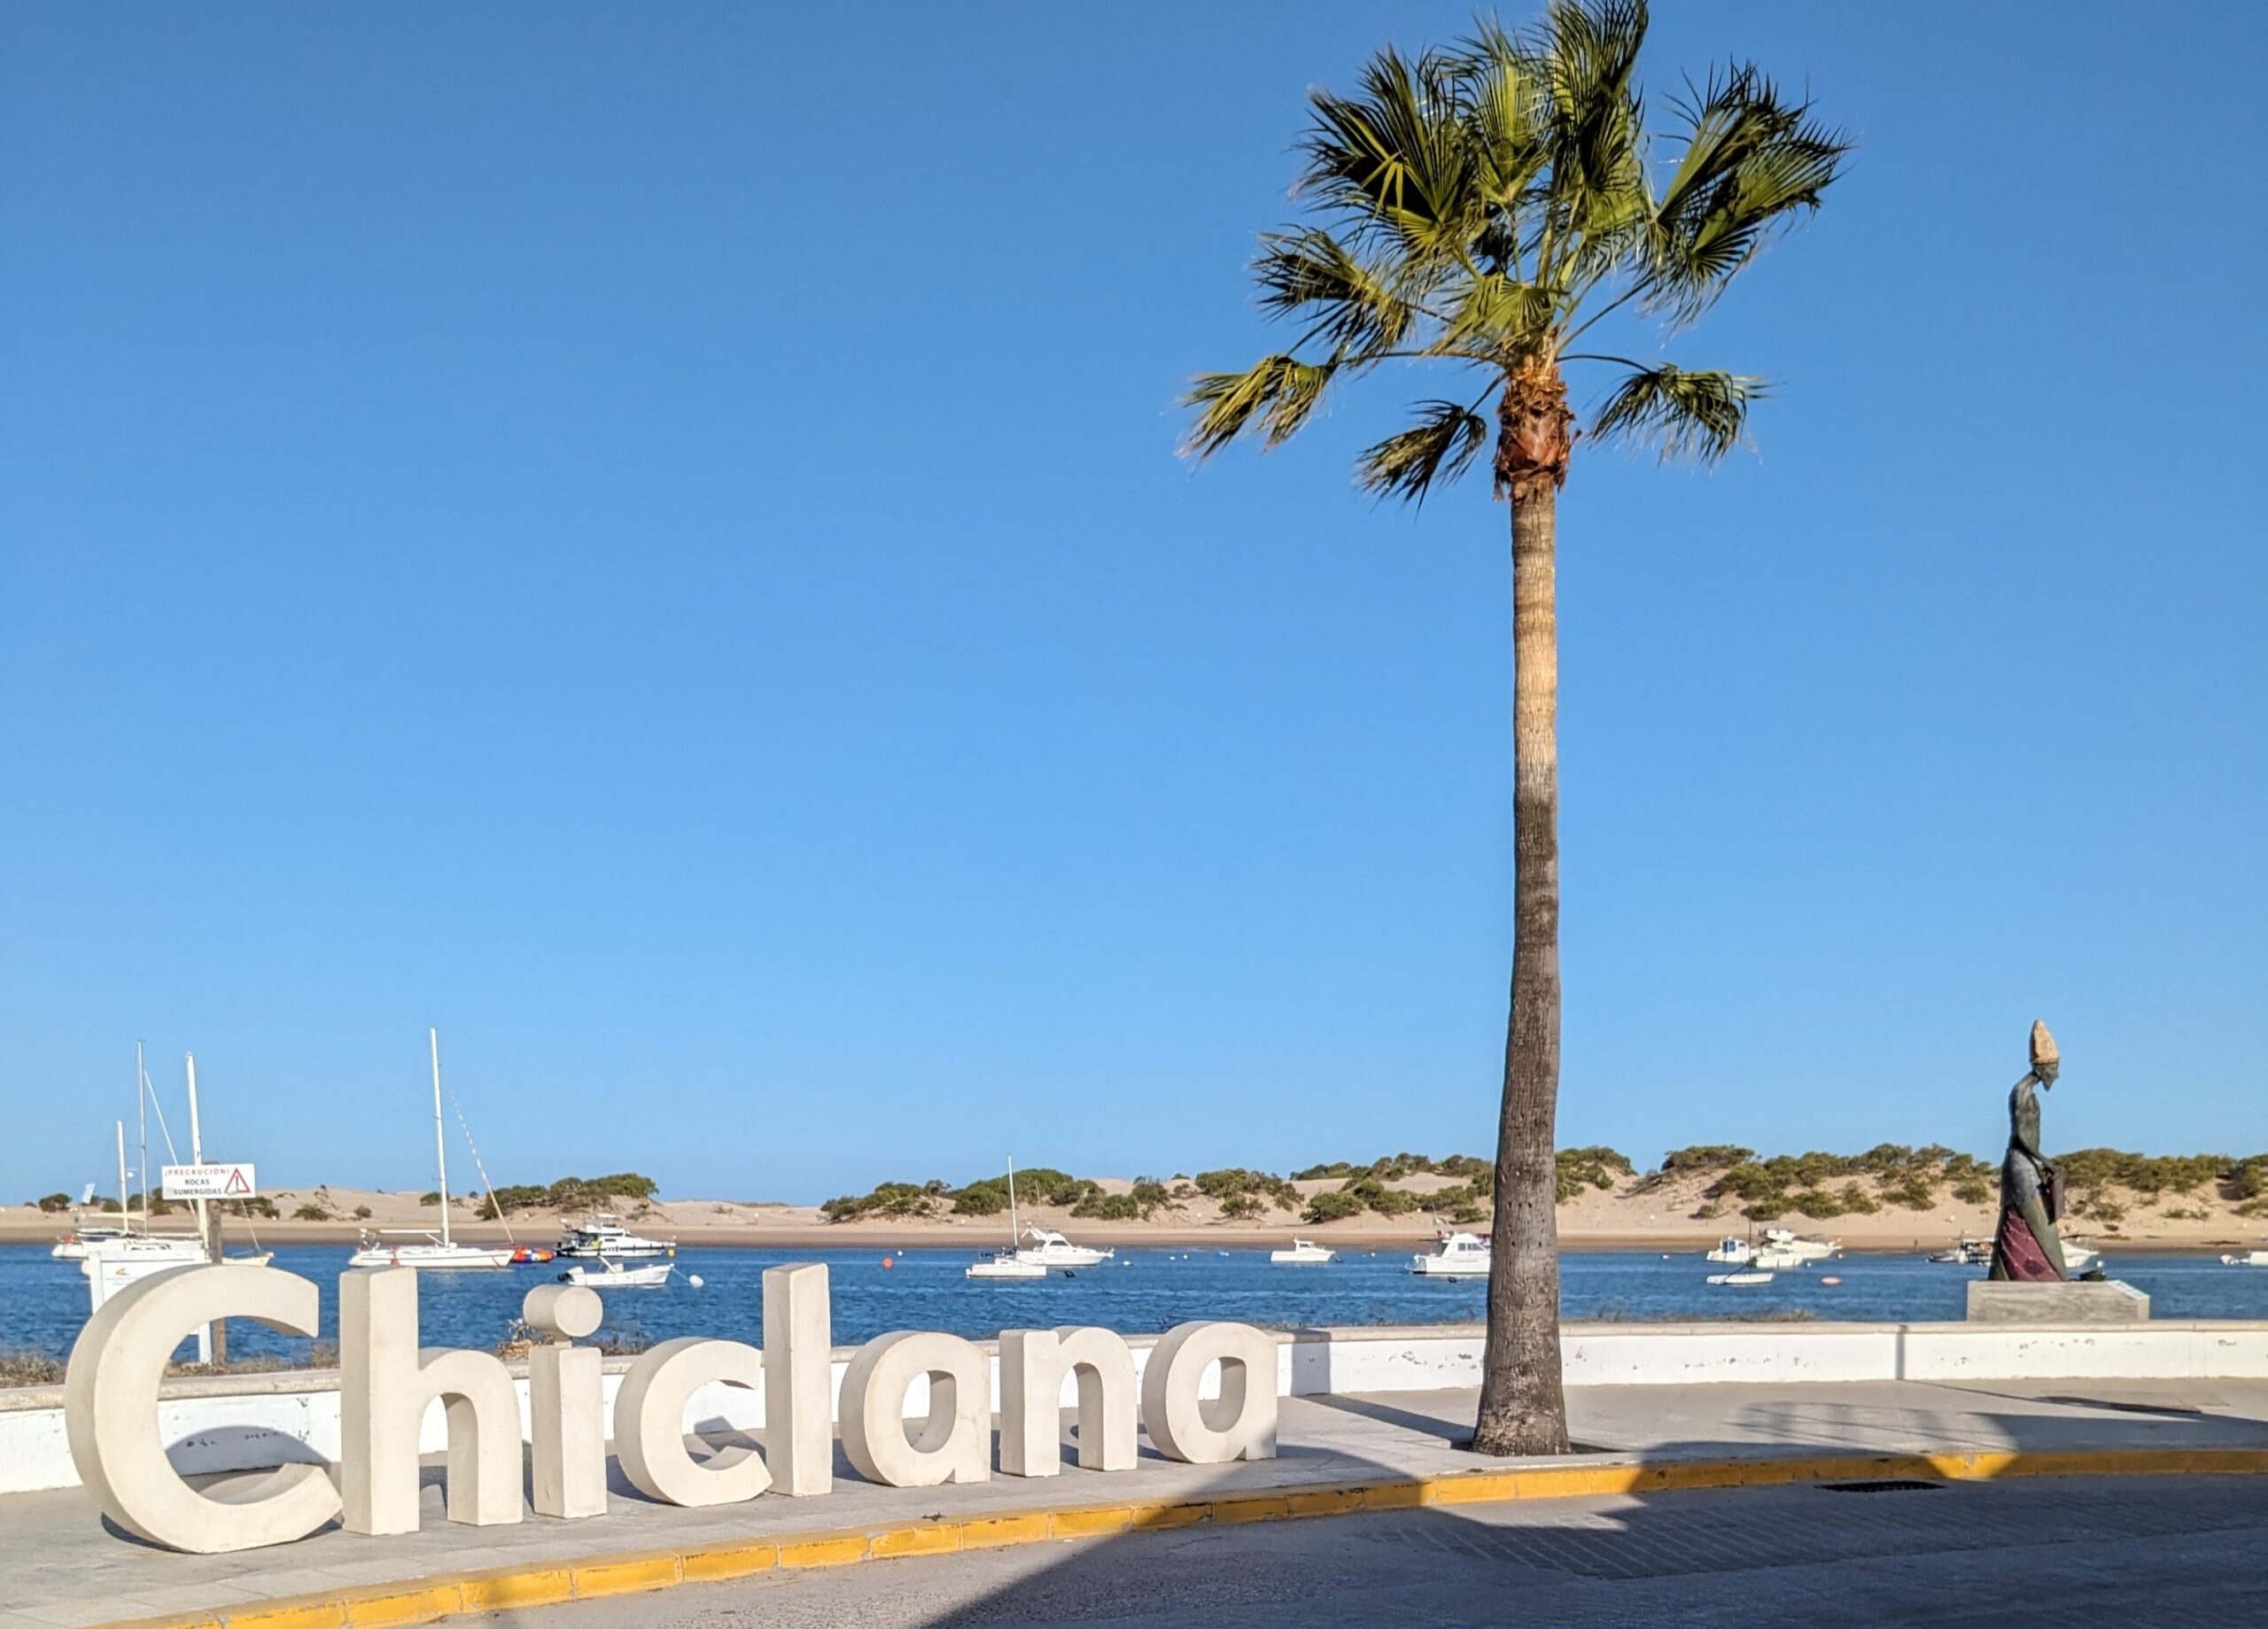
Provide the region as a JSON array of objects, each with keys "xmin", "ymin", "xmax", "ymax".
[{"xmin": 11, "ymin": 1163, "xmax": 2262, "ymax": 1253}]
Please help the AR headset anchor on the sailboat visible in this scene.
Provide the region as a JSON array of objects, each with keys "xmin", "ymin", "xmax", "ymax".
[
  {"xmin": 966, "ymin": 1158, "xmax": 1047, "ymax": 1280},
  {"xmin": 347, "ymin": 1030, "xmax": 513, "ymax": 1269}
]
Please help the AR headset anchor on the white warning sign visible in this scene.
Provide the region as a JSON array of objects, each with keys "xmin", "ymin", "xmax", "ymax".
[{"xmin": 161, "ymin": 1163, "xmax": 257, "ymax": 1200}]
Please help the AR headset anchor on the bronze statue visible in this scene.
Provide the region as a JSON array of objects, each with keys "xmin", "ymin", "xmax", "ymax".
[{"xmin": 1989, "ymin": 1020, "xmax": 2069, "ymax": 1281}]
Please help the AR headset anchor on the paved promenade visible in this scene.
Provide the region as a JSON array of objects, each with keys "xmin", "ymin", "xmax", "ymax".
[
  {"xmin": 501, "ymin": 1475, "xmax": 2268, "ymax": 1629},
  {"xmin": 9, "ymin": 1377, "xmax": 2266, "ymax": 1629}
]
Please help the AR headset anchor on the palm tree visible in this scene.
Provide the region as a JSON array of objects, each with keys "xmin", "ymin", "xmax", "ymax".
[{"xmin": 1183, "ymin": 0, "xmax": 1845, "ymax": 1454}]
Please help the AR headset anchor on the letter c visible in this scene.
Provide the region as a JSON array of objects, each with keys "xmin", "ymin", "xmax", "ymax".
[{"xmin": 64, "ymin": 1266, "xmax": 342, "ymax": 1554}]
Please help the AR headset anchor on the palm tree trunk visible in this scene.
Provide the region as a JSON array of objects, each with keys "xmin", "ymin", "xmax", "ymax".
[{"xmin": 1471, "ymin": 479, "xmax": 1570, "ymax": 1456}]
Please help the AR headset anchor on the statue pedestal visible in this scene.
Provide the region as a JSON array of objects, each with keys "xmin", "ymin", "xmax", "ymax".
[{"xmin": 1965, "ymin": 1280, "xmax": 2149, "ymax": 1323}]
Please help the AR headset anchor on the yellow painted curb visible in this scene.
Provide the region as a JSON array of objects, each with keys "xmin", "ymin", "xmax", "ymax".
[{"xmin": 93, "ymin": 1447, "xmax": 2268, "ymax": 1629}]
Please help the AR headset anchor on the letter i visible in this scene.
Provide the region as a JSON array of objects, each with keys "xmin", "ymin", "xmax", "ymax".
[{"xmin": 524, "ymin": 1285, "xmax": 607, "ymax": 1519}]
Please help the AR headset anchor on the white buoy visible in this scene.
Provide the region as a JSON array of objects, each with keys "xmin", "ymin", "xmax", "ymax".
[{"xmin": 687, "ymin": 1274, "xmax": 705, "ymax": 1288}]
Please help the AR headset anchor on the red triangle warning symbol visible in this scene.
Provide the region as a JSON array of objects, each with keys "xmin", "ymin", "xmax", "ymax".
[{"xmin": 224, "ymin": 1167, "xmax": 251, "ymax": 1195}]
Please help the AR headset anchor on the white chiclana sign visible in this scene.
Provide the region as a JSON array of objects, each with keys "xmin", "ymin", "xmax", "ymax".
[
  {"xmin": 64, "ymin": 1264, "xmax": 1278, "ymax": 1555},
  {"xmin": 159, "ymin": 1163, "xmax": 257, "ymax": 1200}
]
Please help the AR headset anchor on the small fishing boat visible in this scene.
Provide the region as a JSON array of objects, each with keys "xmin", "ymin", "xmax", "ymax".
[
  {"xmin": 1928, "ymin": 1237, "xmax": 1992, "ymax": 1265},
  {"xmin": 1410, "ymin": 1230, "xmax": 1491, "ymax": 1278},
  {"xmin": 559, "ymin": 1257, "xmax": 673, "ymax": 1288},
  {"xmin": 1705, "ymin": 1235, "xmax": 1752, "ymax": 1265},
  {"xmin": 510, "ymin": 1245, "xmax": 555, "ymax": 1265},
  {"xmin": 1707, "ymin": 1269, "xmax": 1775, "ymax": 1286},
  {"xmin": 1270, "ymin": 1238, "xmax": 1335, "ymax": 1264}
]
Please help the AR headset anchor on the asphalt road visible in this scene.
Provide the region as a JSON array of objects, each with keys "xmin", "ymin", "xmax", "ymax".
[{"xmin": 470, "ymin": 1474, "xmax": 2268, "ymax": 1629}]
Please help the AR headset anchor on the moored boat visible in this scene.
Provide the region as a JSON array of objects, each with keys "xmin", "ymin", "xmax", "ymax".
[
  {"xmin": 346, "ymin": 1030, "xmax": 515, "ymax": 1270},
  {"xmin": 559, "ymin": 1257, "xmax": 673, "ymax": 1288},
  {"xmin": 967, "ymin": 1158, "xmax": 1054, "ymax": 1281},
  {"xmin": 555, "ymin": 1215, "xmax": 676, "ymax": 1259},
  {"xmin": 1410, "ymin": 1230, "xmax": 1490, "ymax": 1278},
  {"xmin": 1270, "ymin": 1237, "xmax": 1335, "ymax": 1264}
]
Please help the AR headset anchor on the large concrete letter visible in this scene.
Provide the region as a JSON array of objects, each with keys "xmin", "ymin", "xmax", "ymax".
[
  {"xmin": 614, "ymin": 1338, "xmax": 772, "ymax": 1508},
  {"xmin": 761, "ymin": 1262, "xmax": 832, "ymax": 1496},
  {"xmin": 64, "ymin": 1266, "xmax": 340, "ymax": 1554},
  {"xmin": 340, "ymin": 1268, "xmax": 524, "ymax": 1535},
  {"xmin": 998, "ymin": 1326, "xmax": 1138, "ymax": 1477},
  {"xmin": 523, "ymin": 1285, "xmax": 606, "ymax": 1519},
  {"xmin": 839, "ymin": 1331, "xmax": 990, "ymax": 1488},
  {"xmin": 1140, "ymin": 1322, "xmax": 1278, "ymax": 1464}
]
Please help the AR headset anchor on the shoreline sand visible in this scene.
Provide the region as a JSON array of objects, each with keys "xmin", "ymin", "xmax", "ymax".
[{"xmin": 7, "ymin": 1168, "xmax": 2262, "ymax": 1255}]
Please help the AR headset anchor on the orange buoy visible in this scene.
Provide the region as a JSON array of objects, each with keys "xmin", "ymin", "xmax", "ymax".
[
  {"xmin": 882, "ymin": 1256, "xmax": 893, "ymax": 1268},
  {"xmin": 1821, "ymin": 1275, "xmax": 1842, "ymax": 1285}
]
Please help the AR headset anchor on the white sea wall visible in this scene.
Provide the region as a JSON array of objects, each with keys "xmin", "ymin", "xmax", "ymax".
[{"xmin": 5, "ymin": 1319, "xmax": 2264, "ymax": 1495}]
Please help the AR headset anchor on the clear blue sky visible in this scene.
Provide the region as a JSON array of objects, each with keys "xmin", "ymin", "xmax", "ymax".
[{"xmin": 4, "ymin": 4, "xmax": 2262, "ymax": 1205}]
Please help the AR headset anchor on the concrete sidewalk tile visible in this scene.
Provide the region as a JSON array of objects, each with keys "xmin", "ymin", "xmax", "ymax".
[
  {"xmin": 225, "ymin": 1571, "xmax": 359, "ymax": 1602},
  {"xmin": 19, "ymin": 1605, "xmax": 167, "ymax": 1629}
]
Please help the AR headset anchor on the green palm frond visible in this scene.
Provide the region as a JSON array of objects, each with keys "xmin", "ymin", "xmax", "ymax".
[
  {"xmin": 1646, "ymin": 66, "xmax": 1850, "ymax": 322},
  {"xmin": 1539, "ymin": 0, "xmax": 1650, "ymax": 260},
  {"xmin": 1253, "ymin": 229, "xmax": 1430, "ymax": 353},
  {"xmin": 1453, "ymin": 19, "xmax": 1550, "ymax": 210},
  {"xmin": 1441, "ymin": 271, "xmax": 1559, "ymax": 353},
  {"xmin": 1591, "ymin": 364, "xmax": 1764, "ymax": 462},
  {"xmin": 1182, "ymin": 354, "xmax": 1340, "ymax": 455},
  {"xmin": 1357, "ymin": 399, "xmax": 1490, "ymax": 502},
  {"xmin": 1296, "ymin": 48, "xmax": 1483, "ymax": 265}
]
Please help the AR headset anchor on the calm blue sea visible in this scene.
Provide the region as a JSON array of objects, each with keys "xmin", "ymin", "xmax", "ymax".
[{"xmin": 5, "ymin": 1244, "xmax": 2263, "ymax": 1367}]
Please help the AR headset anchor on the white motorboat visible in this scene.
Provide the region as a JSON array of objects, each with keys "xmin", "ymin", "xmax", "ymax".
[
  {"xmin": 1411, "ymin": 1230, "xmax": 1491, "ymax": 1278},
  {"xmin": 1705, "ymin": 1235, "xmax": 1752, "ymax": 1265},
  {"xmin": 1270, "ymin": 1238, "xmax": 1335, "ymax": 1264},
  {"xmin": 1751, "ymin": 1245, "xmax": 1805, "ymax": 1270},
  {"xmin": 1014, "ymin": 1225, "xmax": 1113, "ymax": 1268},
  {"xmin": 2062, "ymin": 1239, "xmax": 2101, "ymax": 1273},
  {"xmin": 348, "ymin": 1030, "xmax": 514, "ymax": 1270},
  {"xmin": 560, "ymin": 1257, "xmax": 673, "ymax": 1289},
  {"xmin": 1761, "ymin": 1228, "xmax": 1841, "ymax": 1262},
  {"xmin": 555, "ymin": 1214, "xmax": 676, "ymax": 1260},
  {"xmin": 2220, "ymin": 1246, "xmax": 2268, "ymax": 1268},
  {"xmin": 967, "ymin": 1158, "xmax": 1054, "ymax": 1280},
  {"xmin": 1928, "ymin": 1237, "xmax": 1992, "ymax": 1265},
  {"xmin": 1707, "ymin": 1269, "xmax": 1775, "ymax": 1286}
]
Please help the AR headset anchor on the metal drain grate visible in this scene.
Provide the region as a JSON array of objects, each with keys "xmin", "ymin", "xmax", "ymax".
[{"xmin": 1815, "ymin": 1478, "xmax": 1946, "ymax": 1493}]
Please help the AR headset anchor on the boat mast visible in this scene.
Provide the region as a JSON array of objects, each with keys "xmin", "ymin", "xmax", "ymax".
[
  {"xmin": 135, "ymin": 1042, "xmax": 149, "ymax": 1233},
  {"xmin": 185, "ymin": 1053, "xmax": 211, "ymax": 1255},
  {"xmin": 1006, "ymin": 1156, "xmax": 1019, "ymax": 1249},
  {"xmin": 431, "ymin": 1028, "xmax": 452, "ymax": 1249},
  {"xmin": 114, "ymin": 1121, "xmax": 128, "ymax": 1229}
]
